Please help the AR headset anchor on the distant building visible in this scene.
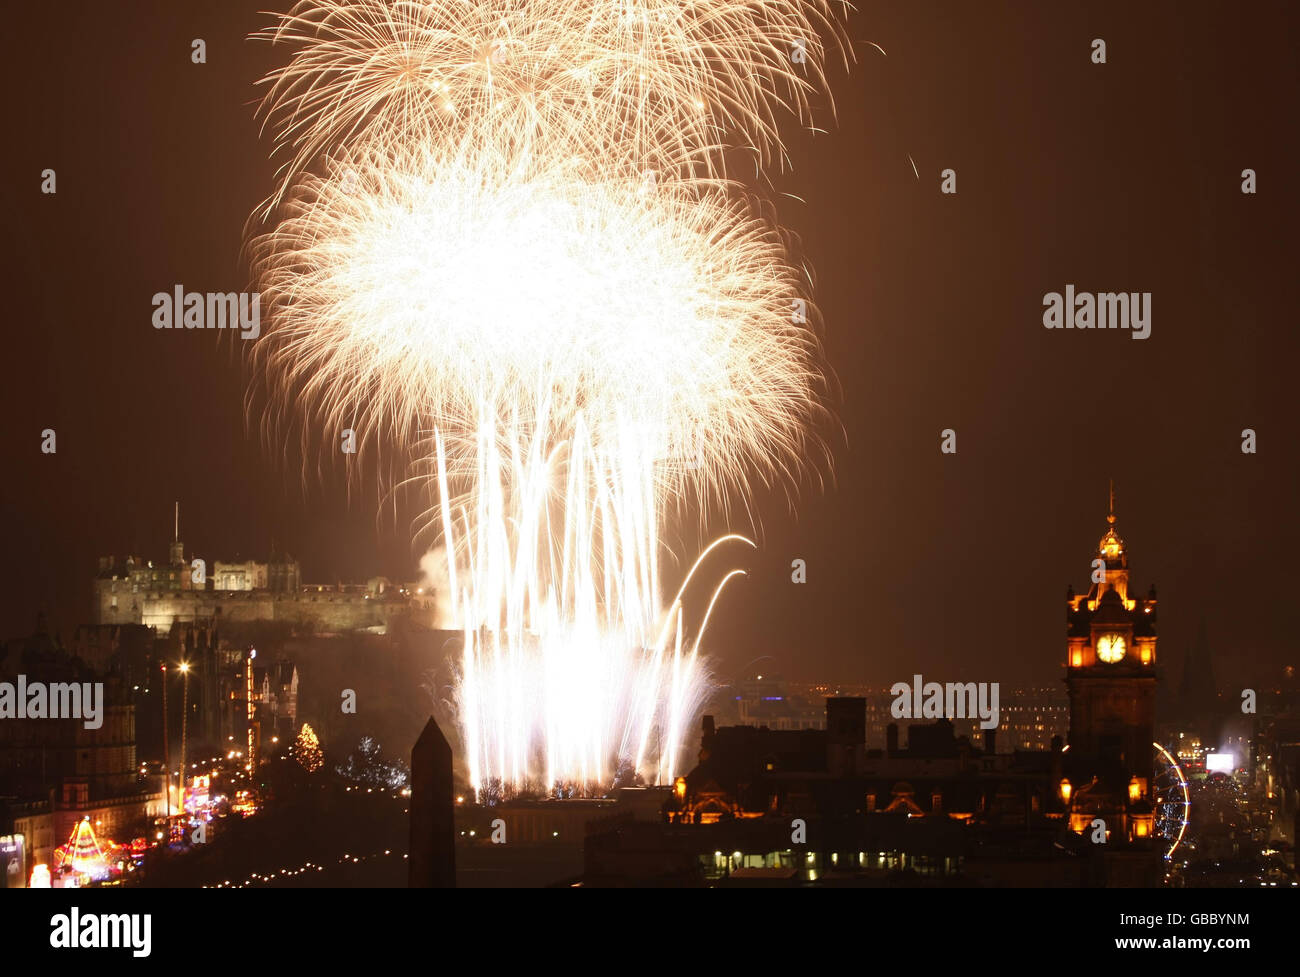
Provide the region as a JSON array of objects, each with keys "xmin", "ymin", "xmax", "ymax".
[
  {"xmin": 724, "ymin": 679, "xmax": 1067, "ymax": 755},
  {"xmin": 1060, "ymin": 488, "xmax": 1161, "ymax": 854},
  {"xmin": 213, "ymin": 560, "xmax": 271, "ymax": 592},
  {"xmin": 582, "ymin": 487, "xmax": 1167, "ymax": 887},
  {"xmin": 93, "ymin": 507, "xmax": 435, "ymax": 636},
  {"xmin": 993, "ymin": 688, "xmax": 1069, "ymax": 751},
  {"xmin": 0, "ymin": 616, "xmax": 164, "ymax": 882},
  {"xmin": 254, "ymin": 660, "xmax": 299, "ymax": 741},
  {"xmin": 585, "ymin": 699, "xmax": 1100, "ymax": 887},
  {"xmin": 709, "ymin": 674, "xmax": 824, "ymax": 730},
  {"xmin": 1253, "ymin": 666, "xmax": 1300, "ymax": 832},
  {"xmin": 1156, "ymin": 620, "xmax": 1228, "ymax": 766}
]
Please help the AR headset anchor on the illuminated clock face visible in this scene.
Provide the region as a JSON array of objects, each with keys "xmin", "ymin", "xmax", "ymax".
[{"xmin": 1096, "ymin": 633, "xmax": 1127, "ymax": 663}]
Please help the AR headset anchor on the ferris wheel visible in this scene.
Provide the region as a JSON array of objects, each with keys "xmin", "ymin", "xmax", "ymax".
[
  {"xmin": 1060, "ymin": 741, "xmax": 1191, "ymax": 858},
  {"xmin": 1152, "ymin": 741, "xmax": 1190, "ymax": 859}
]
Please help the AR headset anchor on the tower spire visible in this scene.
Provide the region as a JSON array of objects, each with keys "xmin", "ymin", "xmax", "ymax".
[
  {"xmin": 169, "ymin": 501, "xmax": 184, "ymax": 566},
  {"xmin": 1098, "ymin": 479, "xmax": 1126, "ymax": 565}
]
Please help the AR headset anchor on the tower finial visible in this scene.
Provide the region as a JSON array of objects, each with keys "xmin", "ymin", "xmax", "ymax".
[
  {"xmin": 1107, "ymin": 479, "xmax": 1115, "ymax": 525},
  {"xmin": 174, "ymin": 501, "xmax": 179, "ymax": 542}
]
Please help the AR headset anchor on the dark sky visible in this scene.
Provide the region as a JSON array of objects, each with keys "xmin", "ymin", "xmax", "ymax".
[{"xmin": 3, "ymin": 1, "xmax": 1297, "ymax": 691}]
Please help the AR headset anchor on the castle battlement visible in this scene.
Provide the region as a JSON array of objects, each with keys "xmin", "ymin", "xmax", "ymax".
[{"xmin": 93, "ymin": 517, "xmax": 434, "ymax": 635}]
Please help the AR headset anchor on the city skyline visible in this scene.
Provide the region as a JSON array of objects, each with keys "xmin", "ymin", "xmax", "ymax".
[
  {"xmin": 1, "ymin": 0, "xmax": 1296, "ymax": 906},
  {"xmin": 4, "ymin": 2, "xmax": 1295, "ymax": 691},
  {"xmin": 11, "ymin": 484, "xmax": 1285, "ymax": 691}
]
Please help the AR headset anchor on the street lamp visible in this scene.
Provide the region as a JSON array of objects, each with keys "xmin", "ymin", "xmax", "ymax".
[
  {"xmin": 161, "ymin": 662, "xmax": 170, "ymax": 818},
  {"xmin": 179, "ymin": 662, "xmax": 191, "ymax": 814}
]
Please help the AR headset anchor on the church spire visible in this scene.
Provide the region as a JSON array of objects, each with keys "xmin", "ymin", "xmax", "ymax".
[{"xmin": 1108, "ymin": 478, "xmax": 1115, "ymax": 525}]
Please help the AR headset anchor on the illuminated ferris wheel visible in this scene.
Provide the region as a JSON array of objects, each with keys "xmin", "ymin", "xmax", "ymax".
[
  {"xmin": 1152, "ymin": 741, "xmax": 1190, "ymax": 858},
  {"xmin": 1060, "ymin": 741, "xmax": 1191, "ymax": 857}
]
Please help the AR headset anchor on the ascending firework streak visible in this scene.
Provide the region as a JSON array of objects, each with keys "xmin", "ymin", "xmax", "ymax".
[{"xmin": 249, "ymin": 0, "xmax": 850, "ymax": 795}]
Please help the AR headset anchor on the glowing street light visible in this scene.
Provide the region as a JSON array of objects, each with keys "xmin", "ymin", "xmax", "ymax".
[{"xmin": 179, "ymin": 661, "xmax": 191, "ymax": 813}]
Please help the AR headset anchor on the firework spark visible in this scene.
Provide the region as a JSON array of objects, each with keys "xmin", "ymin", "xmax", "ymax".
[
  {"xmin": 255, "ymin": 0, "xmax": 850, "ymax": 201},
  {"xmin": 250, "ymin": 0, "xmax": 849, "ymax": 795},
  {"xmin": 249, "ymin": 153, "xmax": 820, "ymax": 512}
]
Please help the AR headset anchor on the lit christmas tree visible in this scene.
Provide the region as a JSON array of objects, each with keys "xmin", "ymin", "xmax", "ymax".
[{"xmin": 293, "ymin": 723, "xmax": 324, "ymax": 773}]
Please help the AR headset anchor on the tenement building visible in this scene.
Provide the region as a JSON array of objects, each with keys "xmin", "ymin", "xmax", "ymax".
[{"xmin": 0, "ymin": 616, "xmax": 164, "ymax": 877}]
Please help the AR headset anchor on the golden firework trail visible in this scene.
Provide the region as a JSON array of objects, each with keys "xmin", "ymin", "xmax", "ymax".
[
  {"xmin": 249, "ymin": 0, "xmax": 850, "ymax": 796},
  {"xmin": 254, "ymin": 0, "xmax": 849, "ymax": 200}
]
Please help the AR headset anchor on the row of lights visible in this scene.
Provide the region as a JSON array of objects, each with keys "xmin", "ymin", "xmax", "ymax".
[{"xmin": 205, "ymin": 850, "xmax": 406, "ymax": 888}]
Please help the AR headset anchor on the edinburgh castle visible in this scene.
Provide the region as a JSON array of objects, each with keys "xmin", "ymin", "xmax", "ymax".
[{"xmin": 93, "ymin": 508, "xmax": 437, "ymax": 637}]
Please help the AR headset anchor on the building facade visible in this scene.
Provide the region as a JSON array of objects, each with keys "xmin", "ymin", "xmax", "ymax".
[
  {"xmin": 582, "ymin": 488, "xmax": 1167, "ymax": 886},
  {"xmin": 0, "ymin": 618, "xmax": 164, "ymax": 884},
  {"xmin": 93, "ymin": 515, "xmax": 435, "ymax": 635},
  {"xmin": 1061, "ymin": 489, "xmax": 1160, "ymax": 849}
]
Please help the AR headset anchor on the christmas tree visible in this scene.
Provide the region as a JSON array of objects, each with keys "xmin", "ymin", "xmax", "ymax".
[{"xmin": 293, "ymin": 723, "xmax": 324, "ymax": 773}]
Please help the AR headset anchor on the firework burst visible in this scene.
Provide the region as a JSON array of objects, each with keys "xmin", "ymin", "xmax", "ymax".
[
  {"xmin": 249, "ymin": 0, "xmax": 849, "ymax": 795},
  {"xmin": 255, "ymin": 0, "xmax": 850, "ymax": 201}
]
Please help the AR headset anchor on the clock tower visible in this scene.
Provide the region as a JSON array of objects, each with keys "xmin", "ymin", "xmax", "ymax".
[{"xmin": 1061, "ymin": 483, "xmax": 1159, "ymax": 844}]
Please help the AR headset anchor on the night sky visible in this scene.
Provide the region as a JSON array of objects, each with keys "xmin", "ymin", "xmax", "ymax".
[{"xmin": 4, "ymin": 1, "xmax": 1297, "ymax": 691}]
